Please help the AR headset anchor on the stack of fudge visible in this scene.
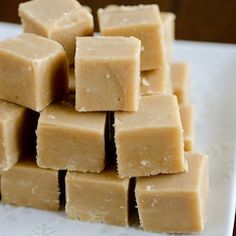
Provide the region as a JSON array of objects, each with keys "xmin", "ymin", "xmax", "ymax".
[{"xmin": 0, "ymin": 0, "xmax": 209, "ymax": 234}]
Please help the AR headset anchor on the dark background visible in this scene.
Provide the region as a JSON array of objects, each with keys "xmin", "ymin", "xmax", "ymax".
[
  {"xmin": 0, "ymin": 0, "xmax": 235, "ymax": 235},
  {"xmin": 0, "ymin": 0, "xmax": 236, "ymax": 44}
]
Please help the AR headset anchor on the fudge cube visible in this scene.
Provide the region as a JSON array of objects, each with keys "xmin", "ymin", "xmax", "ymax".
[
  {"xmin": 65, "ymin": 169, "xmax": 130, "ymax": 226},
  {"xmin": 0, "ymin": 99, "xmax": 37, "ymax": 171},
  {"xmin": 36, "ymin": 95, "xmax": 106, "ymax": 172},
  {"xmin": 75, "ymin": 36, "xmax": 141, "ymax": 112},
  {"xmin": 98, "ymin": 5, "xmax": 166, "ymax": 71},
  {"xmin": 161, "ymin": 12, "xmax": 176, "ymax": 62},
  {"xmin": 0, "ymin": 33, "xmax": 68, "ymax": 111},
  {"xmin": 180, "ymin": 104, "xmax": 195, "ymax": 151},
  {"xmin": 1, "ymin": 156, "xmax": 60, "ymax": 211},
  {"xmin": 115, "ymin": 94, "xmax": 185, "ymax": 177},
  {"xmin": 140, "ymin": 64, "xmax": 169, "ymax": 96},
  {"xmin": 68, "ymin": 67, "xmax": 75, "ymax": 93},
  {"xmin": 171, "ymin": 62, "xmax": 190, "ymax": 104},
  {"xmin": 135, "ymin": 152, "xmax": 209, "ymax": 233},
  {"xmin": 82, "ymin": 5, "xmax": 92, "ymax": 13},
  {"xmin": 19, "ymin": 0, "xmax": 94, "ymax": 64}
]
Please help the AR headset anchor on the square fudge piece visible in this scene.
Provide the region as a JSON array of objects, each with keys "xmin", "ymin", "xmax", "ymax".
[
  {"xmin": 171, "ymin": 62, "xmax": 190, "ymax": 104},
  {"xmin": 98, "ymin": 5, "xmax": 166, "ymax": 71},
  {"xmin": 1, "ymin": 156, "xmax": 60, "ymax": 211},
  {"xmin": 75, "ymin": 36, "xmax": 141, "ymax": 112},
  {"xmin": 19, "ymin": 0, "xmax": 94, "ymax": 64},
  {"xmin": 0, "ymin": 33, "xmax": 68, "ymax": 111},
  {"xmin": 36, "ymin": 95, "xmax": 106, "ymax": 172},
  {"xmin": 180, "ymin": 104, "xmax": 195, "ymax": 151},
  {"xmin": 160, "ymin": 12, "xmax": 176, "ymax": 62},
  {"xmin": 135, "ymin": 152, "xmax": 209, "ymax": 233},
  {"xmin": 115, "ymin": 94, "xmax": 185, "ymax": 178},
  {"xmin": 140, "ymin": 65, "xmax": 169, "ymax": 96},
  {"xmin": 65, "ymin": 169, "xmax": 130, "ymax": 226},
  {"xmin": 0, "ymin": 99, "xmax": 37, "ymax": 171}
]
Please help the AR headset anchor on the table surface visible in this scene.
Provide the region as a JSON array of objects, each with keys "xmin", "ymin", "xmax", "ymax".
[{"xmin": 0, "ymin": 22, "xmax": 235, "ymax": 236}]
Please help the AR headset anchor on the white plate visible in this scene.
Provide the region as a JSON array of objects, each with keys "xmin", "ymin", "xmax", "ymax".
[{"xmin": 0, "ymin": 23, "xmax": 236, "ymax": 236}]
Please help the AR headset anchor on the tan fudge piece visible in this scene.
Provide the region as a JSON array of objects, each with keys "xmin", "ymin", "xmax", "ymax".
[
  {"xmin": 0, "ymin": 33, "xmax": 68, "ymax": 111},
  {"xmin": 65, "ymin": 169, "xmax": 130, "ymax": 226},
  {"xmin": 160, "ymin": 12, "xmax": 176, "ymax": 62},
  {"xmin": 0, "ymin": 99, "xmax": 37, "ymax": 171},
  {"xmin": 140, "ymin": 67, "xmax": 169, "ymax": 95},
  {"xmin": 171, "ymin": 62, "xmax": 190, "ymax": 104},
  {"xmin": 115, "ymin": 94, "xmax": 185, "ymax": 177},
  {"xmin": 98, "ymin": 5, "xmax": 166, "ymax": 71},
  {"xmin": 75, "ymin": 36, "xmax": 141, "ymax": 112},
  {"xmin": 180, "ymin": 105, "xmax": 195, "ymax": 151},
  {"xmin": 1, "ymin": 156, "xmax": 60, "ymax": 211},
  {"xmin": 19, "ymin": 0, "xmax": 94, "ymax": 64},
  {"xmin": 82, "ymin": 5, "xmax": 92, "ymax": 13},
  {"xmin": 68, "ymin": 67, "xmax": 75, "ymax": 93},
  {"xmin": 36, "ymin": 95, "xmax": 106, "ymax": 172},
  {"xmin": 135, "ymin": 152, "xmax": 209, "ymax": 233}
]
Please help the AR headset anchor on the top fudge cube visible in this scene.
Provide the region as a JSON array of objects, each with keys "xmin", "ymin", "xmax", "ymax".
[
  {"xmin": 19, "ymin": 0, "xmax": 94, "ymax": 64},
  {"xmin": 115, "ymin": 94, "xmax": 185, "ymax": 177},
  {"xmin": 0, "ymin": 33, "xmax": 68, "ymax": 112},
  {"xmin": 75, "ymin": 36, "xmax": 141, "ymax": 112},
  {"xmin": 98, "ymin": 5, "xmax": 165, "ymax": 71}
]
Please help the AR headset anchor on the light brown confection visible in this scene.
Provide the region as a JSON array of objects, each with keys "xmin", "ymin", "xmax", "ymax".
[
  {"xmin": 1, "ymin": 156, "xmax": 60, "ymax": 211},
  {"xmin": 171, "ymin": 62, "xmax": 190, "ymax": 104},
  {"xmin": 160, "ymin": 12, "xmax": 176, "ymax": 62},
  {"xmin": 75, "ymin": 36, "xmax": 141, "ymax": 112},
  {"xmin": 140, "ymin": 66, "xmax": 169, "ymax": 95},
  {"xmin": 19, "ymin": 0, "xmax": 94, "ymax": 64},
  {"xmin": 98, "ymin": 5, "xmax": 167, "ymax": 72},
  {"xmin": 180, "ymin": 104, "xmax": 195, "ymax": 151},
  {"xmin": 135, "ymin": 152, "xmax": 209, "ymax": 233},
  {"xmin": 65, "ymin": 169, "xmax": 130, "ymax": 226},
  {"xmin": 115, "ymin": 94, "xmax": 186, "ymax": 178},
  {"xmin": 82, "ymin": 5, "xmax": 92, "ymax": 13},
  {"xmin": 0, "ymin": 99, "xmax": 37, "ymax": 171},
  {"xmin": 68, "ymin": 67, "xmax": 75, "ymax": 93},
  {"xmin": 0, "ymin": 33, "xmax": 68, "ymax": 111},
  {"xmin": 36, "ymin": 95, "xmax": 106, "ymax": 173}
]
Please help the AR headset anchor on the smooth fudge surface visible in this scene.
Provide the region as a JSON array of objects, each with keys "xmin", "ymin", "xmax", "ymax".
[
  {"xmin": 115, "ymin": 94, "xmax": 185, "ymax": 177},
  {"xmin": 75, "ymin": 36, "xmax": 141, "ymax": 112},
  {"xmin": 1, "ymin": 156, "xmax": 60, "ymax": 211},
  {"xmin": 180, "ymin": 104, "xmax": 195, "ymax": 151},
  {"xmin": 68, "ymin": 67, "xmax": 75, "ymax": 93},
  {"xmin": 36, "ymin": 95, "xmax": 106, "ymax": 172},
  {"xmin": 98, "ymin": 5, "xmax": 166, "ymax": 71},
  {"xmin": 160, "ymin": 12, "xmax": 175, "ymax": 62},
  {"xmin": 171, "ymin": 62, "xmax": 190, "ymax": 104},
  {"xmin": 0, "ymin": 99, "xmax": 37, "ymax": 171},
  {"xmin": 19, "ymin": 0, "xmax": 94, "ymax": 64},
  {"xmin": 0, "ymin": 33, "xmax": 68, "ymax": 111},
  {"xmin": 135, "ymin": 152, "xmax": 209, "ymax": 233},
  {"xmin": 140, "ymin": 65, "xmax": 169, "ymax": 95},
  {"xmin": 66, "ymin": 169, "xmax": 130, "ymax": 226}
]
